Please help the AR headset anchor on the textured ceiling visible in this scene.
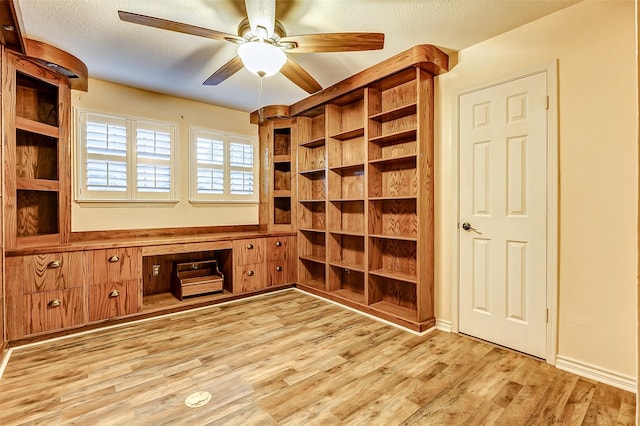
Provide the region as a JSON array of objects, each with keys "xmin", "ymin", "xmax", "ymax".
[{"xmin": 16, "ymin": 0, "xmax": 579, "ymax": 112}]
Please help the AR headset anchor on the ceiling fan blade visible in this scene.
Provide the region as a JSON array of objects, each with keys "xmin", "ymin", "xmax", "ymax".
[
  {"xmin": 118, "ymin": 10, "xmax": 245, "ymax": 43},
  {"xmin": 280, "ymin": 33, "xmax": 385, "ymax": 53},
  {"xmin": 203, "ymin": 55, "xmax": 245, "ymax": 85},
  {"xmin": 280, "ymin": 57, "xmax": 322, "ymax": 94},
  {"xmin": 244, "ymin": 0, "xmax": 276, "ymax": 38}
]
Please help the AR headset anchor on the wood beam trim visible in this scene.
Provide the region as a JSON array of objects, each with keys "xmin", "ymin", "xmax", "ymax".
[
  {"xmin": 288, "ymin": 44, "xmax": 448, "ymax": 116},
  {"xmin": 249, "ymin": 105, "xmax": 290, "ymax": 125},
  {"xmin": 0, "ymin": 0, "xmax": 26, "ymax": 54},
  {"xmin": 24, "ymin": 38, "xmax": 88, "ymax": 91}
]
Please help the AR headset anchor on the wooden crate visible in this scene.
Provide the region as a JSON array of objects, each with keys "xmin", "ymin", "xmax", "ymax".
[{"xmin": 171, "ymin": 260, "xmax": 224, "ymax": 300}]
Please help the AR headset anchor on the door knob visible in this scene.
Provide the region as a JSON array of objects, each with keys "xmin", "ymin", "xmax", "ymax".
[{"xmin": 462, "ymin": 222, "xmax": 482, "ymax": 234}]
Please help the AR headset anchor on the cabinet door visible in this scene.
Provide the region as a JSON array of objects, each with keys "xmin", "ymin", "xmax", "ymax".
[
  {"xmin": 267, "ymin": 260, "xmax": 289, "ymax": 286},
  {"xmin": 89, "ymin": 280, "xmax": 139, "ymax": 322},
  {"xmin": 233, "ymin": 239, "xmax": 266, "ymax": 265},
  {"xmin": 23, "ymin": 287, "xmax": 84, "ymax": 335},
  {"xmin": 265, "ymin": 236, "xmax": 291, "ymax": 262},
  {"xmin": 90, "ymin": 247, "xmax": 140, "ymax": 285},
  {"xmin": 233, "ymin": 263, "xmax": 266, "ymax": 293},
  {"xmin": 7, "ymin": 252, "xmax": 85, "ymax": 294}
]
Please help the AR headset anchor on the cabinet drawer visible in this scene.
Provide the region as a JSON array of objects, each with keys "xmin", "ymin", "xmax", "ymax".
[
  {"xmin": 233, "ymin": 239, "xmax": 266, "ymax": 265},
  {"xmin": 233, "ymin": 263, "xmax": 266, "ymax": 293},
  {"xmin": 89, "ymin": 280, "xmax": 140, "ymax": 322},
  {"xmin": 267, "ymin": 260, "xmax": 290, "ymax": 286},
  {"xmin": 89, "ymin": 247, "xmax": 140, "ymax": 285},
  {"xmin": 24, "ymin": 287, "xmax": 84, "ymax": 335},
  {"xmin": 7, "ymin": 252, "xmax": 84, "ymax": 294},
  {"xmin": 265, "ymin": 236, "xmax": 292, "ymax": 262}
]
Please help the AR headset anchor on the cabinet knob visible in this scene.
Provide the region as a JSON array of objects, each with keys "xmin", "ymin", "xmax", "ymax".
[
  {"xmin": 275, "ymin": 266, "xmax": 283, "ymax": 272},
  {"xmin": 109, "ymin": 290, "xmax": 120, "ymax": 298},
  {"xmin": 275, "ymin": 241, "xmax": 282, "ymax": 247},
  {"xmin": 247, "ymin": 270, "xmax": 254, "ymax": 276},
  {"xmin": 108, "ymin": 255, "xmax": 120, "ymax": 263},
  {"xmin": 47, "ymin": 260, "xmax": 61, "ymax": 269},
  {"xmin": 48, "ymin": 299, "xmax": 61, "ymax": 308},
  {"xmin": 246, "ymin": 243, "xmax": 254, "ymax": 250}
]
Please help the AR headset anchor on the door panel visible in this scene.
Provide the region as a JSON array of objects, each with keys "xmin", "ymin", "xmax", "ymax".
[{"xmin": 459, "ymin": 72, "xmax": 547, "ymax": 358}]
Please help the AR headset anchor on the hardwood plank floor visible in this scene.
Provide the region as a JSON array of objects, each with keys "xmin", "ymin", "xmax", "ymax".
[{"xmin": 0, "ymin": 290, "xmax": 635, "ymax": 425}]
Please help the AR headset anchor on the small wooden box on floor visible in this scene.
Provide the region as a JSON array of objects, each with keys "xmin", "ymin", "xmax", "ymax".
[{"xmin": 171, "ymin": 260, "xmax": 224, "ymax": 300}]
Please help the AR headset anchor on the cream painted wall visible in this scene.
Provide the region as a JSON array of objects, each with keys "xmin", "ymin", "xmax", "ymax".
[
  {"xmin": 71, "ymin": 79, "xmax": 258, "ymax": 231},
  {"xmin": 436, "ymin": 0, "xmax": 637, "ymax": 377}
]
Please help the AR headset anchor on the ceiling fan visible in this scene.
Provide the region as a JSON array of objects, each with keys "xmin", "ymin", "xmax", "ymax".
[{"xmin": 118, "ymin": 0, "xmax": 385, "ymax": 94}]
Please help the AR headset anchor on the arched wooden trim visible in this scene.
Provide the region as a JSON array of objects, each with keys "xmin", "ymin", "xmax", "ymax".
[
  {"xmin": 249, "ymin": 105, "xmax": 290, "ymax": 124},
  {"xmin": 25, "ymin": 38, "xmax": 88, "ymax": 91}
]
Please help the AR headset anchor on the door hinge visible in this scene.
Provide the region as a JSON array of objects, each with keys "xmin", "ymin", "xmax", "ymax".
[
  {"xmin": 546, "ymin": 308, "xmax": 549, "ymax": 323},
  {"xmin": 546, "ymin": 96, "xmax": 550, "ymax": 110}
]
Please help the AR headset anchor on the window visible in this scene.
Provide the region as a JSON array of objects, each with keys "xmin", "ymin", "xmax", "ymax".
[
  {"xmin": 190, "ymin": 128, "xmax": 258, "ymax": 203},
  {"xmin": 76, "ymin": 110, "xmax": 177, "ymax": 202}
]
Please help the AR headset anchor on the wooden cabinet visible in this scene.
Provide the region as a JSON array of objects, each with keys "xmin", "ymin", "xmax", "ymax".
[
  {"xmin": 279, "ymin": 46, "xmax": 448, "ymax": 332},
  {"xmin": 88, "ymin": 247, "xmax": 141, "ymax": 321},
  {"xmin": 5, "ymin": 252, "xmax": 86, "ymax": 340},
  {"xmin": 266, "ymin": 236, "xmax": 296, "ymax": 286},
  {"xmin": 3, "ymin": 51, "xmax": 71, "ymax": 249},
  {"xmin": 260, "ymin": 118, "xmax": 297, "ymax": 231},
  {"xmin": 233, "ymin": 236, "xmax": 296, "ymax": 292}
]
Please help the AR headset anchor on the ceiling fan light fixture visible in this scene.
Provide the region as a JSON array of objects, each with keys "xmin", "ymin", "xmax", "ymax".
[{"xmin": 238, "ymin": 41, "xmax": 286, "ymax": 78}]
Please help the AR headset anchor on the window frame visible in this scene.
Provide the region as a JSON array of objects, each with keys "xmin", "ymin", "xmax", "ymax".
[
  {"xmin": 189, "ymin": 127, "xmax": 259, "ymax": 204},
  {"xmin": 75, "ymin": 108, "xmax": 178, "ymax": 203}
]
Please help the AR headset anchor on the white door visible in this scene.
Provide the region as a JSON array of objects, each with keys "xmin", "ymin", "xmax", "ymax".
[{"xmin": 459, "ymin": 72, "xmax": 548, "ymax": 358}]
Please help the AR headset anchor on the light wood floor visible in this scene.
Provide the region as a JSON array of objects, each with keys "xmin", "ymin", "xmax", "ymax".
[{"xmin": 0, "ymin": 290, "xmax": 635, "ymax": 425}]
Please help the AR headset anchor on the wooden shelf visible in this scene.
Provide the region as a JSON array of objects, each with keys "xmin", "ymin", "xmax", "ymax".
[
  {"xmin": 299, "ymin": 228, "xmax": 325, "ymax": 234},
  {"xmin": 368, "ymin": 195, "xmax": 417, "ymax": 202},
  {"xmin": 16, "ymin": 178, "xmax": 59, "ymax": 192},
  {"xmin": 329, "ymin": 229, "xmax": 365, "ymax": 237},
  {"xmin": 369, "ymin": 128, "xmax": 417, "ymax": 145},
  {"xmin": 329, "ymin": 127, "xmax": 365, "ymax": 141},
  {"xmin": 329, "ymin": 162, "xmax": 365, "ymax": 172},
  {"xmin": 331, "ymin": 288, "xmax": 365, "ymax": 304},
  {"xmin": 369, "ymin": 269, "xmax": 417, "ymax": 284},
  {"xmin": 273, "ymin": 190, "xmax": 291, "ymax": 197},
  {"xmin": 369, "ymin": 300, "xmax": 418, "ymax": 322},
  {"xmin": 368, "ymin": 154, "xmax": 417, "ymax": 166},
  {"xmin": 369, "ymin": 233, "xmax": 417, "ymax": 242},
  {"xmin": 369, "ymin": 103, "xmax": 417, "ymax": 122},
  {"xmin": 299, "ymin": 136, "xmax": 325, "ymax": 148},
  {"xmin": 299, "ymin": 168, "xmax": 326, "ymax": 175},
  {"xmin": 299, "ymin": 199, "xmax": 325, "ymax": 203},
  {"xmin": 329, "ymin": 260, "xmax": 365, "ymax": 273},
  {"xmin": 329, "ymin": 198, "xmax": 364, "ymax": 203},
  {"xmin": 15, "ymin": 116, "xmax": 59, "ymax": 138},
  {"xmin": 273, "ymin": 154, "xmax": 291, "ymax": 163},
  {"xmin": 143, "ymin": 290, "xmax": 232, "ymax": 312},
  {"xmin": 299, "ymin": 255, "xmax": 326, "ymax": 264}
]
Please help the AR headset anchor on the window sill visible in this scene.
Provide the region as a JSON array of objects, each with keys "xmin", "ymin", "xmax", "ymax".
[
  {"xmin": 189, "ymin": 200, "xmax": 259, "ymax": 206},
  {"xmin": 76, "ymin": 199, "xmax": 179, "ymax": 208}
]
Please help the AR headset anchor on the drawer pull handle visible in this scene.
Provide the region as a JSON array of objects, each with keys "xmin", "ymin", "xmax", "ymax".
[
  {"xmin": 108, "ymin": 255, "xmax": 120, "ymax": 263},
  {"xmin": 109, "ymin": 290, "xmax": 120, "ymax": 298},
  {"xmin": 246, "ymin": 243, "xmax": 254, "ymax": 250},
  {"xmin": 275, "ymin": 266, "xmax": 283, "ymax": 272},
  {"xmin": 247, "ymin": 270, "xmax": 254, "ymax": 277},
  {"xmin": 275, "ymin": 241, "xmax": 282, "ymax": 247},
  {"xmin": 47, "ymin": 260, "xmax": 61, "ymax": 269},
  {"xmin": 48, "ymin": 299, "xmax": 61, "ymax": 308}
]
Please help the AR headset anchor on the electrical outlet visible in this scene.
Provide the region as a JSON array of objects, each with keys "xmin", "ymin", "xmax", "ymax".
[{"xmin": 152, "ymin": 264, "xmax": 160, "ymax": 276}]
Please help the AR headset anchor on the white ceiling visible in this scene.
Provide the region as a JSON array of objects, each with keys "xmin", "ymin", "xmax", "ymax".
[{"xmin": 16, "ymin": 0, "xmax": 579, "ymax": 112}]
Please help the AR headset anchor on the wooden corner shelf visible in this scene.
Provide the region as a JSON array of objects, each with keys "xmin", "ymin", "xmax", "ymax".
[
  {"xmin": 369, "ymin": 128, "xmax": 417, "ymax": 145},
  {"xmin": 329, "ymin": 127, "xmax": 365, "ymax": 141},
  {"xmin": 369, "ymin": 103, "xmax": 417, "ymax": 122}
]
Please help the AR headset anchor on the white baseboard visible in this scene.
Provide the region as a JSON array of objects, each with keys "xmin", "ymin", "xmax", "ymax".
[
  {"xmin": 436, "ymin": 319, "xmax": 452, "ymax": 333},
  {"xmin": 555, "ymin": 355, "xmax": 636, "ymax": 393}
]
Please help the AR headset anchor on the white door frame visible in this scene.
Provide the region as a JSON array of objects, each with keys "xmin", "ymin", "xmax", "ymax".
[{"xmin": 449, "ymin": 62, "xmax": 559, "ymax": 364}]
